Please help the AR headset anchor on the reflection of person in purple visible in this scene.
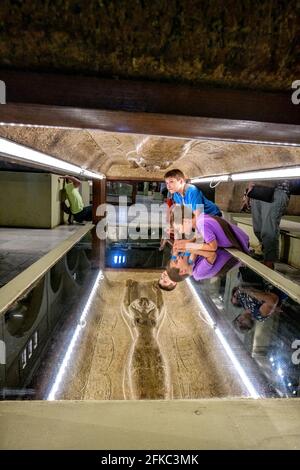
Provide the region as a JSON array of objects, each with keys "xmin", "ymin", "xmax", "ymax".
[
  {"xmin": 167, "ymin": 214, "xmax": 249, "ymax": 283},
  {"xmin": 192, "ymin": 248, "xmax": 240, "ymax": 281}
]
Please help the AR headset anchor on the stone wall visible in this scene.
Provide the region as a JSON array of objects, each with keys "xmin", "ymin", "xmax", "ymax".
[{"xmin": 0, "ymin": 0, "xmax": 298, "ymax": 91}]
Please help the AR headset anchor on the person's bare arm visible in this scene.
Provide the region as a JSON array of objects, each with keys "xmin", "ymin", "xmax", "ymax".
[
  {"xmin": 259, "ymin": 302, "xmax": 277, "ymax": 317},
  {"xmin": 193, "ymin": 250, "xmax": 217, "ymax": 264},
  {"xmin": 173, "ymin": 239, "xmax": 218, "ymax": 254},
  {"xmin": 61, "ymin": 175, "xmax": 81, "ymax": 188},
  {"xmin": 241, "ymin": 288, "xmax": 279, "ymax": 316}
]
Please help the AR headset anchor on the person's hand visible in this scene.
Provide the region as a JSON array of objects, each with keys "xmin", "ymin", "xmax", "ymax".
[
  {"xmin": 165, "ymin": 227, "xmax": 174, "ymax": 236},
  {"xmin": 159, "ymin": 239, "xmax": 167, "ymax": 251},
  {"xmin": 185, "ymin": 242, "xmax": 202, "ymax": 252},
  {"xmin": 241, "ymin": 182, "xmax": 255, "ymax": 210},
  {"xmin": 241, "ymin": 192, "xmax": 251, "ymax": 212},
  {"xmin": 247, "ymin": 182, "xmax": 255, "ymax": 194},
  {"xmin": 173, "ymin": 240, "xmax": 188, "ymax": 252}
]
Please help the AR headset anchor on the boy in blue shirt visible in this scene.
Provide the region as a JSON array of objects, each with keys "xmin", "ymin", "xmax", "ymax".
[{"xmin": 164, "ymin": 169, "xmax": 221, "ymax": 217}]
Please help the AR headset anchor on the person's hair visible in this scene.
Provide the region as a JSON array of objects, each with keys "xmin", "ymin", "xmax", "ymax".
[
  {"xmin": 166, "ymin": 264, "xmax": 190, "ymax": 283},
  {"xmin": 164, "ymin": 169, "xmax": 185, "ymax": 180},
  {"xmin": 232, "ymin": 314, "xmax": 254, "ymax": 332},
  {"xmin": 158, "ymin": 281, "xmax": 177, "ymax": 291},
  {"xmin": 231, "ymin": 286, "xmax": 243, "ymax": 307}
]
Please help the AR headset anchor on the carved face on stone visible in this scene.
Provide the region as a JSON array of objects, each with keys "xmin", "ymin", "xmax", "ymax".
[
  {"xmin": 130, "ymin": 297, "xmax": 157, "ymax": 326},
  {"xmin": 126, "ymin": 136, "xmax": 190, "ymax": 172}
]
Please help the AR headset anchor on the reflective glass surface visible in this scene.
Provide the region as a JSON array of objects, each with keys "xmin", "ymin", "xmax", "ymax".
[{"xmin": 191, "ymin": 249, "xmax": 300, "ymax": 398}]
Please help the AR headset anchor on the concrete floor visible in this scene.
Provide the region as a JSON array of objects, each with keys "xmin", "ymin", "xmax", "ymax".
[{"xmin": 1, "ymin": 399, "xmax": 300, "ymax": 449}]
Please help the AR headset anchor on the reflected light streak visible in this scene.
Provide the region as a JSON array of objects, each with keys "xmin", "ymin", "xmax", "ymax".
[
  {"xmin": 47, "ymin": 270, "xmax": 103, "ymax": 401},
  {"xmin": 187, "ymin": 279, "xmax": 260, "ymax": 399}
]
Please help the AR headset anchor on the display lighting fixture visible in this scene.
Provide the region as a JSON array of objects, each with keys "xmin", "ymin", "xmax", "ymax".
[
  {"xmin": 190, "ymin": 175, "xmax": 230, "ymax": 184},
  {"xmin": 0, "ymin": 137, "xmax": 105, "ymax": 180},
  {"xmin": 231, "ymin": 166, "xmax": 300, "ymax": 181},
  {"xmin": 191, "ymin": 166, "xmax": 300, "ymax": 184},
  {"xmin": 47, "ymin": 270, "xmax": 104, "ymax": 400}
]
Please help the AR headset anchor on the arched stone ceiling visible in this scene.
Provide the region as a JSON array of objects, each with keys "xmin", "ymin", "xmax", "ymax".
[{"xmin": 0, "ymin": 126, "xmax": 299, "ymax": 179}]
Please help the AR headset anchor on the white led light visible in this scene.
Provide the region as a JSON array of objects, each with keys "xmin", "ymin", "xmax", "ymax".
[
  {"xmin": 191, "ymin": 175, "xmax": 230, "ymax": 184},
  {"xmin": 83, "ymin": 169, "xmax": 105, "ymax": 180},
  {"xmin": 231, "ymin": 167, "xmax": 300, "ymax": 181},
  {"xmin": 187, "ymin": 279, "xmax": 260, "ymax": 399},
  {"xmin": 0, "ymin": 137, "xmax": 105, "ymax": 180},
  {"xmin": 190, "ymin": 166, "xmax": 300, "ymax": 185},
  {"xmin": 47, "ymin": 270, "xmax": 103, "ymax": 401}
]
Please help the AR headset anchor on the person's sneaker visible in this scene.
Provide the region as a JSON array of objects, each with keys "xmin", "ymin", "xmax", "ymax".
[{"xmin": 68, "ymin": 214, "xmax": 74, "ymax": 225}]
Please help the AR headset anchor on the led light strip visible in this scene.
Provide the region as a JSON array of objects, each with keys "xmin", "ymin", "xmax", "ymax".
[
  {"xmin": 187, "ymin": 279, "xmax": 260, "ymax": 399},
  {"xmin": 47, "ymin": 270, "xmax": 104, "ymax": 401},
  {"xmin": 0, "ymin": 137, "xmax": 105, "ymax": 180},
  {"xmin": 191, "ymin": 175, "xmax": 230, "ymax": 184},
  {"xmin": 231, "ymin": 167, "xmax": 300, "ymax": 181},
  {"xmin": 191, "ymin": 166, "xmax": 300, "ymax": 183}
]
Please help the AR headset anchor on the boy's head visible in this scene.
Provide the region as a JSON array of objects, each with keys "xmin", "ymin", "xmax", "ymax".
[
  {"xmin": 164, "ymin": 169, "xmax": 186, "ymax": 194},
  {"xmin": 167, "ymin": 258, "xmax": 192, "ymax": 282},
  {"xmin": 158, "ymin": 270, "xmax": 177, "ymax": 291},
  {"xmin": 232, "ymin": 311, "xmax": 254, "ymax": 332}
]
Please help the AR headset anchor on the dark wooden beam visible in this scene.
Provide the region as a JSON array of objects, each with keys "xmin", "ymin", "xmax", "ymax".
[
  {"xmin": 132, "ymin": 182, "xmax": 137, "ymax": 205},
  {"xmin": 92, "ymin": 179, "xmax": 106, "ymax": 270},
  {"xmin": 0, "ymin": 103, "xmax": 299, "ymax": 145},
  {"xmin": 92, "ymin": 179, "xmax": 106, "ymax": 225},
  {"xmin": 0, "ymin": 70, "xmax": 299, "ymax": 125}
]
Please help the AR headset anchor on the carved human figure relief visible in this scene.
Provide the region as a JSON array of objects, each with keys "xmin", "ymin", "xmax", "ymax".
[{"xmin": 121, "ymin": 280, "xmax": 169, "ymax": 399}]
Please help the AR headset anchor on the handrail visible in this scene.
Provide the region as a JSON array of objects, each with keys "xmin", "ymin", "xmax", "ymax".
[
  {"xmin": 226, "ymin": 248, "xmax": 300, "ymax": 304},
  {"xmin": 232, "ymin": 215, "xmax": 300, "ymax": 237},
  {"xmin": 0, "ymin": 223, "xmax": 94, "ymax": 316}
]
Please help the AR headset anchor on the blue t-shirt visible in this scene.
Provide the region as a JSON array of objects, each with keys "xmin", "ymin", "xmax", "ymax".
[{"xmin": 172, "ymin": 184, "xmax": 221, "ymax": 215}]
